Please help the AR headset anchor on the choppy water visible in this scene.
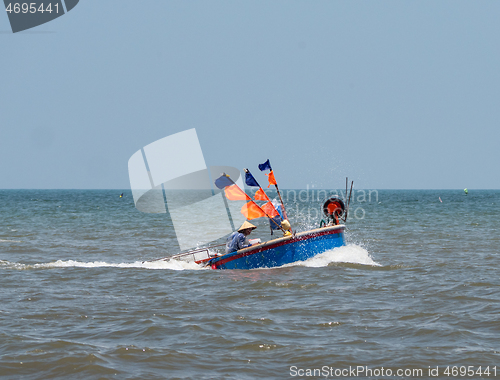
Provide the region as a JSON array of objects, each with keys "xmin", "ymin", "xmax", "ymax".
[{"xmin": 1, "ymin": 190, "xmax": 499, "ymax": 379}]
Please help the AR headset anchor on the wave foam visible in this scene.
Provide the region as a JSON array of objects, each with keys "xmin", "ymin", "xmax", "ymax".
[
  {"xmin": 2, "ymin": 259, "xmax": 207, "ymax": 271},
  {"xmin": 285, "ymin": 244, "xmax": 380, "ymax": 268}
]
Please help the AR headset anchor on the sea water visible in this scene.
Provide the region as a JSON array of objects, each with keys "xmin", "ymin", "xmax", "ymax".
[{"xmin": 0, "ymin": 190, "xmax": 499, "ymax": 379}]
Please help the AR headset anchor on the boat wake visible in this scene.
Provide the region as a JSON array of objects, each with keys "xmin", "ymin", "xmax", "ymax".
[
  {"xmin": 0, "ymin": 259, "xmax": 207, "ymax": 271},
  {"xmin": 284, "ymin": 244, "xmax": 380, "ymax": 268}
]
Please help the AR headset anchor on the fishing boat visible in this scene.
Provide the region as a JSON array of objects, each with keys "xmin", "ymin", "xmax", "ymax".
[
  {"xmin": 165, "ymin": 200, "xmax": 347, "ymax": 270},
  {"xmin": 208, "ymin": 224, "xmax": 346, "ymax": 270},
  {"xmin": 145, "ymin": 157, "xmax": 353, "ymax": 270},
  {"xmin": 143, "ymin": 152, "xmax": 353, "ymax": 269}
]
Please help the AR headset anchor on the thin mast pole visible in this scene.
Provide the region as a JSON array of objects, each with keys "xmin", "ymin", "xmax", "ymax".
[
  {"xmin": 225, "ymin": 175, "xmax": 286, "ymax": 233},
  {"xmin": 344, "ymin": 181, "xmax": 353, "ymax": 222},
  {"xmin": 244, "ymin": 168, "xmax": 283, "ymax": 222},
  {"xmin": 267, "ymin": 164, "xmax": 292, "ymax": 233},
  {"xmin": 261, "ymin": 160, "xmax": 289, "ymax": 221},
  {"xmin": 345, "ymin": 177, "xmax": 348, "ymax": 205},
  {"xmin": 274, "ymin": 182, "xmax": 288, "ymax": 220}
]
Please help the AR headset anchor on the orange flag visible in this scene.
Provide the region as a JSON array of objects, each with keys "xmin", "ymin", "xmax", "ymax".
[
  {"xmin": 240, "ymin": 201, "xmax": 266, "ymax": 220},
  {"xmin": 261, "ymin": 201, "xmax": 279, "ymax": 217},
  {"xmin": 265, "ymin": 170, "xmax": 277, "ymax": 188},
  {"xmin": 225, "ymin": 185, "xmax": 251, "ymax": 201},
  {"xmin": 254, "ymin": 187, "xmax": 270, "ymax": 201}
]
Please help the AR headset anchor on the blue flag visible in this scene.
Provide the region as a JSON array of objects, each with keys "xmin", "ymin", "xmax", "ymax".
[
  {"xmin": 214, "ymin": 174, "xmax": 234, "ymax": 189},
  {"xmin": 258, "ymin": 159, "xmax": 272, "ymax": 172},
  {"xmin": 245, "ymin": 170, "xmax": 260, "ymax": 187}
]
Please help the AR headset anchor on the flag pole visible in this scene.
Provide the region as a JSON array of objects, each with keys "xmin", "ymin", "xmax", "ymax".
[
  {"xmin": 258, "ymin": 160, "xmax": 290, "ymax": 224},
  {"xmin": 273, "ymin": 181, "xmax": 293, "ymax": 234},
  {"xmin": 244, "ymin": 168, "xmax": 283, "ymax": 222},
  {"xmin": 219, "ymin": 174, "xmax": 286, "ymax": 233},
  {"xmin": 274, "ymin": 182, "xmax": 288, "ymax": 220},
  {"xmin": 344, "ymin": 180, "xmax": 353, "ymax": 222},
  {"xmin": 247, "ymin": 199, "xmax": 285, "ymax": 232},
  {"xmin": 345, "ymin": 177, "xmax": 348, "ymax": 205}
]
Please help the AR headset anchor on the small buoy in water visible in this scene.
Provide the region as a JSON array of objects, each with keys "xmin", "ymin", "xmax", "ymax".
[
  {"xmin": 119, "ymin": 193, "xmax": 123, "ymax": 198},
  {"xmin": 439, "ymin": 197, "xmax": 442, "ymax": 203},
  {"xmin": 464, "ymin": 188, "xmax": 468, "ymax": 195}
]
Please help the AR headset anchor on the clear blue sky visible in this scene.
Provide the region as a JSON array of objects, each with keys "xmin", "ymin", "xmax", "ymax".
[{"xmin": 1, "ymin": 1, "xmax": 499, "ymax": 189}]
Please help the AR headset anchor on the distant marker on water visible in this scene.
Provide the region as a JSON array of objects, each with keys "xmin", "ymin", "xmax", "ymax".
[{"xmin": 120, "ymin": 193, "xmax": 123, "ymax": 198}]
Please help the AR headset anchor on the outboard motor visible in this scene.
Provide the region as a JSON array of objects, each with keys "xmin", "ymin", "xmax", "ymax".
[{"xmin": 321, "ymin": 196, "xmax": 345, "ymax": 226}]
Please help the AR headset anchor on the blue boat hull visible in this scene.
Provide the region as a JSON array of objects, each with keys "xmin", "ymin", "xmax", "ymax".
[{"xmin": 209, "ymin": 225, "xmax": 345, "ymax": 270}]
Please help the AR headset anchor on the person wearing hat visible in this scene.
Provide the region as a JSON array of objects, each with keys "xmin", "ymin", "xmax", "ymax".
[{"xmin": 225, "ymin": 221, "xmax": 257, "ymax": 254}]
